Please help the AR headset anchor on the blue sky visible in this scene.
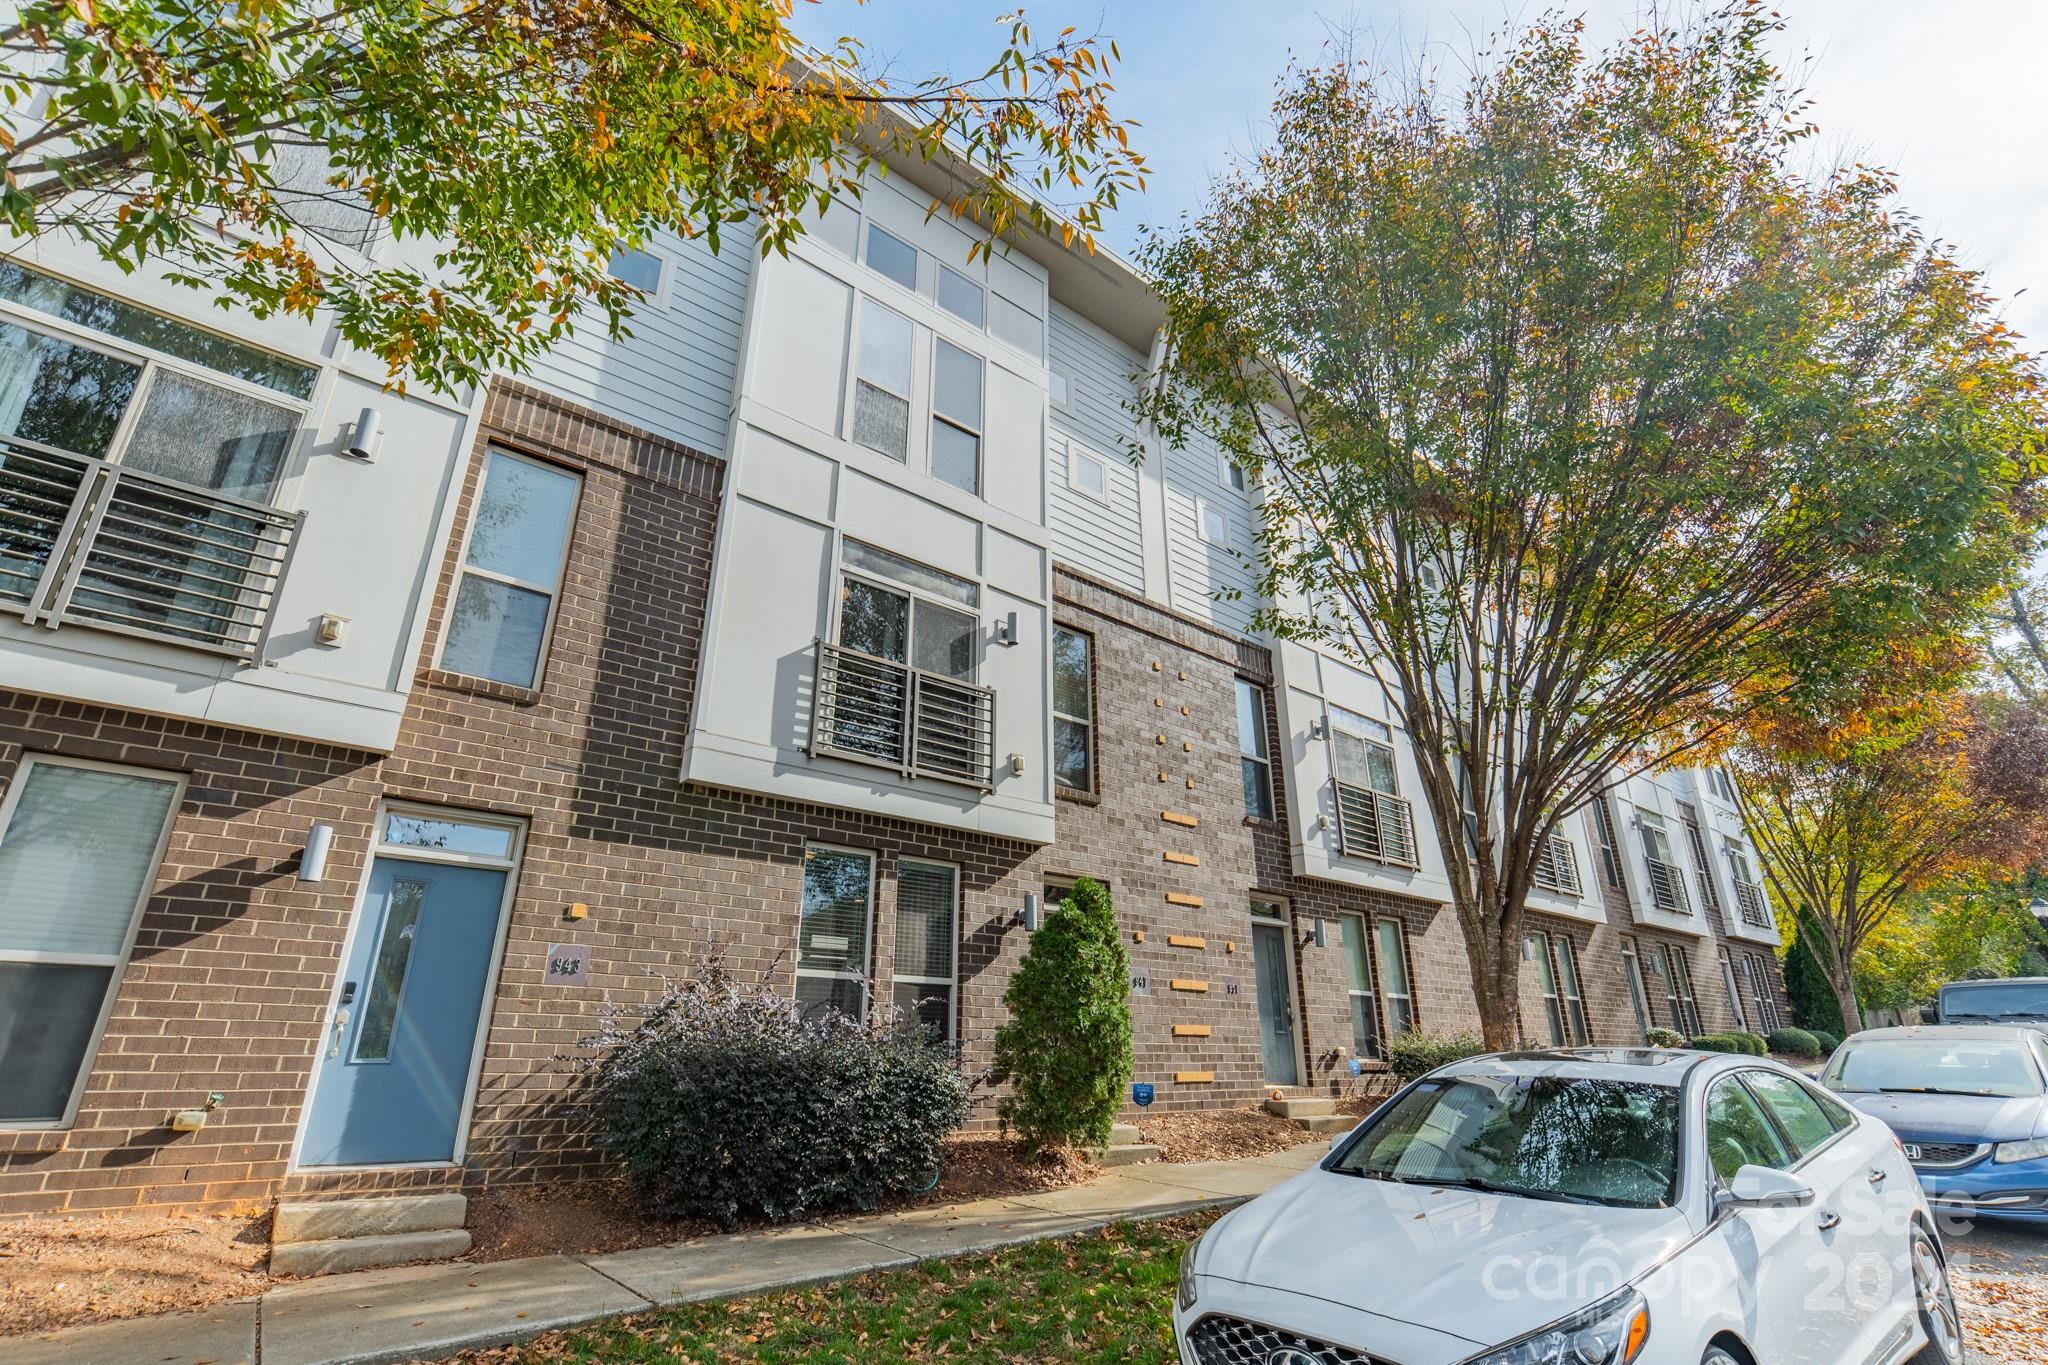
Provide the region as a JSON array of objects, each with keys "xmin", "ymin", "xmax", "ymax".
[{"xmin": 793, "ymin": 1, "xmax": 2048, "ymax": 344}]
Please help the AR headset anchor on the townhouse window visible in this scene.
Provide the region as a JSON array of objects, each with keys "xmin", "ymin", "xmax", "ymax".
[
  {"xmin": 1051, "ymin": 626, "xmax": 1094, "ymax": 793},
  {"xmin": 892, "ymin": 860, "xmax": 958, "ymax": 1040},
  {"xmin": 814, "ymin": 540, "xmax": 992, "ymax": 789},
  {"xmin": 1746, "ymin": 953, "xmax": 1784, "ymax": 1032},
  {"xmin": 0, "ymin": 263, "xmax": 315, "ymax": 659},
  {"xmin": 1719, "ymin": 948, "xmax": 1749, "ymax": 1032},
  {"xmin": 930, "ymin": 339, "xmax": 983, "ymax": 495},
  {"xmin": 1709, "ymin": 767, "xmax": 1738, "ymax": 803},
  {"xmin": 1588, "ymin": 795, "xmax": 1625, "ymax": 889},
  {"xmin": 1527, "ymin": 933, "xmax": 1565, "ymax": 1045},
  {"xmin": 936, "ymin": 264, "xmax": 984, "ymax": 326},
  {"xmin": 1679, "ymin": 807, "xmax": 1723, "ymax": 917},
  {"xmin": 1375, "ymin": 918, "xmax": 1417, "ymax": 1037},
  {"xmin": 1066, "ymin": 443, "xmax": 1109, "ymax": 501},
  {"xmin": 1726, "ymin": 840, "xmax": 1772, "ymax": 928},
  {"xmin": 1047, "ymin": 367, "xmax": 1073, "ymax": 411},
  {"xmin": 1338, "ymin": 913, "xmax": 1382, "ymax": 1059},
  {"xmin": 0, "ymin": 756, "xmax": 184, "ymax": 1126},
  {"xmin": 796, "ymin": 846, "xmax": 875, "ymax": 1019},
  {"xmin": 853, "ymin": 300, "xmax": 915, "ymax": 462},
  {"xmin": 1553, "ymin": 935, "xmax": 1589, "ymax": 1044},
  {"xmin": 1636, "ymin": 810, "xmax": 1690, "ymax": 913},
  {"xmin": 1235, "ymin": 679, "xmax": 1274, "ymax": 819},
  {"xmin": 865, "ymin": 223, "xmax": 919, "ymax": 291},
  {"xmin": 441, "ymin": 449, "xmax": 581, "ymax": 688},
  {"xmin": 1197, "ymin": 498, "xmax": 1229, "ymax": 545},
  {"xmin": 1329, "ymin": 710, "xmax": 1417, "ymax": 866},
  {"xmin": 1658, "ymin": 943, "xmax": 1703, "ymax": 1037},
  {"xmin": 1619, "ymin": 935, "xmax": 1654, "ymax": 1037},
  {"xmin": 604, "ymin": 246, "xmax": 666, "ymax": 298}
]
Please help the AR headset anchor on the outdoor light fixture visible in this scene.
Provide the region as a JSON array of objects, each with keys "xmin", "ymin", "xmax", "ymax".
[
  {"xmin": 299, "ymin": 822, "xmax": 335, "ymax": 883},
  {"xmin": 1309, "ymin": 917, "xmax": 1330, "ymax": 949},
  {"xmin": 994, "ymin": 610, "xmax": 1019, "ymax": 647},
  {"xmin": 1308, "ymin": 716, "xmax": 1327, "ymax": 740},
  {"xmin": 1014, "ymin": 892, "xmax": 1041, "ymax": 933},
  {"xmin": 344, "ymin": 406, "xmax": 383, "ymax": 461}
]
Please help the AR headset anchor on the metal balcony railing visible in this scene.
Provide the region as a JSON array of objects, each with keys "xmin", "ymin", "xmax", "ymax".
[
  {"xmin": 809, "ymin": 638, "xmax": 995, "ymax": 792},
  {"xmin": 0, "ymin": 435, "xmax": 302, "ymax": 661},
  {"xmin": 1733, "ymin": 879, "xmax": 1772, "ymax": 929},
  {"xmin": 1334, "ymin": 781, "xmax": 1420, "ymax": 868},
  {"xmin": 1531, "ymin": 836, "xmax": 1583, "ymax": 897},
  {"xmin": 1644, "ymin": 856, "xmax": 1691, "ymax": 914}
]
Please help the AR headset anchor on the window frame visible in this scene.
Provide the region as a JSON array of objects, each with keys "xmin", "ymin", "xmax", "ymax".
[
  {"xmin": 436, "ymin": 446, "xmax": 584, "ymax": 691},
  {"xmin": 928, "ymin": 336, "xmax": 984, "ymax": 496},
  {"xmin": 0, "ymin": 753, "xmax": 188, "ymax": 1130},
  {"xmin": 1337, "ymin": 911, "xmax": 1383, "ymax": 1060},
  {"xmin": 0, "ymin": 277, "xmax": 315, "ymax": 501},
  {"xmin": 850, "ymin": 297, "xmax": 917, "ymax": 465},
  {"xmin": 795, "ymin": 843, "xmax": 878, "ymax": 1020},
  {"xmin": 1235, "ymin": 678, "xmax": 1274, "ymax": 820},
  {"xmin": 1047, "ymin": 367, "xmax": 1074, "ymax": 411},
  {"xmin": 863, "ymin": 222, "xmax": 921, "ymax": 293},
  {"xmin": 1065, "ymin": 441, "xmax": 1111, "ymax": 503},
  {"xmin": 1589, "ymin": 795, "xmax": 1625, "ymax": 889},
  {"xmin": 833, "ymin": 542, "xmax": 982, "ymax": 685},
  {"xmin": 1659, "ymin": 942, "xmax": 1703, "ymax": 1036},
  {"xmin": 604, "ymin": 245, "xmax": 671, "ymax": 305},
  {"xmin": 1050, "ymin": 624, "xmax": 1095, "ymax": 795},
  {"xmin": 1552, "ymin": 934, "xmax": 1590, "ymax": 1045},
  {"xmin": 1374, "ymin": 916, "xmax": 1417, "ymax": 1038},
  {"xmin": 1719, "ymin": 947, "xmax": 1749, "ymax": 1033},
  {"xmin": 1195, "ymin": 497, "xmax": 1229, "ymax": 547},
  {"xmin": 1527, "ymin": 932, "xmax": 1565, "ymax": 1046},
  {"xmin": 1619, "ymin": 934, "xmax": 1654, "ymax": 1037},
  {"xmin": 891, "ymin": 856, "xmax": 960, "ymax": 1042}
]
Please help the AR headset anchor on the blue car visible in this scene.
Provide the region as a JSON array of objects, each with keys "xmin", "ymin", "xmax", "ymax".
[{"xmin": 1821, "ymin": 1025, "xmax": 2048, "ymax": 1223}]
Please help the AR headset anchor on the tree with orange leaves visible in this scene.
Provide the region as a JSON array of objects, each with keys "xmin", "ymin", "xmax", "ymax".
[{"xmin": 1732, "ymin": 666, "xmax": 2048, "ymax": 1036}]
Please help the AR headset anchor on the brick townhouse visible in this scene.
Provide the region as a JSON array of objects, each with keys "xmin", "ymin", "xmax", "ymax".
[{"xmin": 0, "ymin": 147, "xmax": 1788, "ymax": 1225}]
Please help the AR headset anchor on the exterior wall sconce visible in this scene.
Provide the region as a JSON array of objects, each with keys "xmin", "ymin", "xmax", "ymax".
[
  {"xmin": 344, "ymin": 406, "xmax": 383, "ymax": 461},
  {"xmin": 1014, "ymin": 892, "xmax": 1041, "ymax": 932},
  {"xmin": 993, "ymin": 610, "xmax": 1019, "ymax": 647},
  {"xmin": 1308, "ymin": 716, "xmax": 1328, "ymax": 740},
  {"xmin": 1305, "ymin": 917, "xmax": 1330, "ymax": 949},
  {"xmin": 1008, "ymin": 752, "xmax": 1025, "ymax": 777},
  {"xmin": 299, "ymin": 822, "xmax": 335, "ymax": 883}
]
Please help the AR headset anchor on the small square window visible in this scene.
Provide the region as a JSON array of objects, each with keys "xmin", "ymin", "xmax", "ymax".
[
  {"xmin": 937, "ymin": 265, "xmax": 984, "ymax": 326},
  {"xmin": 606, "ymin": 246, "xmax": 665, "ymax": 296},
  {"xmin": 1047, "ymin": 369, "xmax": 1072, "ymax": 409},
  {"xmin": 1068, "ymin": 447, "xmax": 1108, "ymax": 501},
  {"xmin": 866, "ymin": 224, "xmax": 919, "ymax": 292},
  {"xmin": 1197, "ymin": 500, "xmax": 1229, "ymax": 546}
]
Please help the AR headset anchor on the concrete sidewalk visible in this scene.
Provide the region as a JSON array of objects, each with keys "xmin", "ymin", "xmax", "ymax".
[{"xmin": 0, "ymin": 1144, "xmax": 1321, "ymax": 1365}]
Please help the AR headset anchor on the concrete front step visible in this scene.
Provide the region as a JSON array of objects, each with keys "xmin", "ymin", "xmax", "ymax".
[
  {"xmin": 1109, "ymin": 1123, "xmax": 1144, "ymax": 1147},
  {"xmin": 1264, "ymin": 1096, "xmax": 1335, "ymax": 1120},
  {"xmin": 1086, "ymin": 1143, "xmax": 1164, "ymax": 1167},
  {"xmin": 271, "ymin": 1227, "xmax": 474, "ymax": 1277},
  {"xmin": 273, "ymin": 1192, "xmax": 468, "ymax": 1244},
  {"xmin": 1292, "ymin": 1113, "xmax": 1355, "ymax": 1135}
]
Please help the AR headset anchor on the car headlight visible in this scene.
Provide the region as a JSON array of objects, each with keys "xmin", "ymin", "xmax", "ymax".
[
  {"xmin": 1994, "ymin": 1137, "xmax": 2048, "ymax": 1164},
  {"xmin": 1460, "ymin": 1287, "xmax": 1650, "ymax": 1365},
  {"xmin": 1178, "ymin": 1233, "xmax": 1205, "ymax": 1312}
]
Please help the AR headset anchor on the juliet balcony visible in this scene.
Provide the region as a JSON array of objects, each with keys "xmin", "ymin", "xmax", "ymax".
[
  {"xmin": 807, "ymin": 638, "xmax": 997, "ymax": 792},
  {"xmin": 0, "ymin": 435, "xmax": 302, "ymax": 662},
  {"xmin": 1334, "ymin": 780, "xmax": 1421, "ymax": 868}
]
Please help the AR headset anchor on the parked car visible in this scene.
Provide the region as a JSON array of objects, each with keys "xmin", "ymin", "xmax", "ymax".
[
  {"xmin": 1821, "ymin": 1025, "xmax": 2048, "ymax": 1224},
  {"xmin": 1175, "ymin": 1048, "xmax": 1957, "ymax": 1365},
  {"xmin": 1921, "ymin": 977, "xmax": 2048, "ymax": 1025}
]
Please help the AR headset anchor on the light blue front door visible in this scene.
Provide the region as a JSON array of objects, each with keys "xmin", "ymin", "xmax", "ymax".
[{"xmin": 300, "ymin": 857, "xmax": 506, "ymax": 1166}]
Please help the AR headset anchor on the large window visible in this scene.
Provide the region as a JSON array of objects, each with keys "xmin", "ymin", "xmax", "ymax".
[
  {"xmin": 1524, "ymin": 933, "xmax": 1588, "ymax": 1046},
  {"xmin": 797, "ymin": 846, "xmax": 875, "ymax": 1019},
  {"xmin": 929, "ymin": 339, "xmax": 983, "ymax": 495},
  {"xmin": 441, "ymin": 449, "xmax": 581, "ymax": 688},
  {"xmin": 1744, "ymin": 953, "xmax": 1783, "ymax": 1032},
  {"xmin": 0, "ymin": 756, "xmax": 183, "ymax": 1127},
  {"xmin": 1329, "ymin": 709, "xmax": 1416, "ymax": 866},
  {"xmin": 1051, "ymin": 626, "xmax": 1094, "ymax": 793},
  {"xmin": 1527, "ymin": 933, "xmax": 1565, "ymax": 1046},
  {"xmin": 1637, "ymin": 810, "xmax": 1689, "ymax": 912},
  {"xmin": 1236, "ymin": 680, "xmax": 1273, "ymax": 819},
  {"xmin": 1620, "ymin": 935, "xmax": 1654, "ymax": 1037},
  {"xmin": 1554, "ymin": 935, "xmax": 1589, "ymax": 1045},
  {"xmin": 1339, "ymin": 914, "xmax": 1381, "ymax": 1059},
  {"xmin": 1375, "ymin": 918, "xmax": 1417, "ymax": 1037},
  {"xmin": 1659, "ymin": 942, "xmax": 1703, "ymax": 1037},
  {"xmin": 892, "ymin": 860, "xmax": 958, "ymax": 1040},
  {"xmin": 1589, "ymin": 795, "xmax": 1624, "ymax": 889},
  {"xmin": 1719, "ymin": 948, "xmax": 1750, "ymax": 1032},
  {"xmin": 853, "ymin": 300, "xmax": 914, "ymax": 462}
]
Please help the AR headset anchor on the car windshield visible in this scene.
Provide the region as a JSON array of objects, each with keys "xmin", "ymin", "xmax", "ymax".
[
  {"xmin": 1330, "ymin": 1073, "xmax": 1679, "ymax": 1208},
  {"xmin": 1826, "ymin": 1039, "xmax": 2044, "ymax": 1098},
  {"xmin": 1941, "ymin": 982, "xmax": 2048, "ymax": 1020}
]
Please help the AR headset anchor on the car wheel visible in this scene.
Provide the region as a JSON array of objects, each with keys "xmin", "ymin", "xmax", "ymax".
[
  {"xmin": 1908, "ymin": 1225, "xmax": 1964, "ymax": 1365},
  {"xmin": 1702, "ymin": 1349, "xmax": 1742, "ymax": 1365}
]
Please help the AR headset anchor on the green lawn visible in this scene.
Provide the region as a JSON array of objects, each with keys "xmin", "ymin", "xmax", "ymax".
[{"xmin": 471, "ymin": 1213, "xmax": 1215, "ymax": 1363}]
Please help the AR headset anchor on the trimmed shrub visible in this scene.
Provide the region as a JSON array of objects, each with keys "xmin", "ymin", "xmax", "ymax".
[
  {"xmin": 991, "ymin": 877, "xmax": 1133, "ymax": 1152},
  {"xmin": 1387, "ymin": 1031, "xmax": 1489, "ymax": 1081},
  {"xmin": 1687, "ymin": 1033, "xmax": 1746, "ymax": 1054},
  {"xmin": 1767, "ymin": 1026, "xmax": 1823, "ymax": 1059},
  {"xmin": 583, "ymin": 959, "xmax": 969, "ymax": 1229},
  {"xmin": 1643, "ymin": 1027, "xmax": 1686, "ymax": 1048},
  {"xmin": 1810, "ymin": 1029, "xmax": 1841, "ymax": 1055}
]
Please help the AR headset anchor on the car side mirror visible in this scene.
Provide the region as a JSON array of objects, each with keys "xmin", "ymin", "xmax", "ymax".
[
  {"xmin": 1919, "ymin": 1006, "xmax": 1939, "ymax": 1024},
  {"xmin": 1718, "ymin": 1164, "xmax": 1816, "ymax": 1211}
]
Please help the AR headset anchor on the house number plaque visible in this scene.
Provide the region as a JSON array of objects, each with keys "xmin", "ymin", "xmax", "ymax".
[{"xmin": 545, "ymin": 943, "xmax": 591, "ymax": 985}]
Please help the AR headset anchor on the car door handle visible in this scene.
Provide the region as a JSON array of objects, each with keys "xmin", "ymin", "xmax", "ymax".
[
  {"xmin": 1817, "ymin": 1209, "xmax": 1841, "ymax": 1231},
  {"xmin": 1868, "ymin": 1167, "xmax": 1888, "ymax": 1185}
]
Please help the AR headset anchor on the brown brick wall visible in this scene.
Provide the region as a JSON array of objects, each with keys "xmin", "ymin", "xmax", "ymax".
[{"xmin": 0, "ymin": 380, "xmax": 1791, "ymax": 1217}]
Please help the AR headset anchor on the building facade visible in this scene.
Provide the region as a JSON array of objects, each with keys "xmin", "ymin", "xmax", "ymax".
[{"xmin": 0, "ymin": 160, "xmax": 1787, "ymax": 1219}]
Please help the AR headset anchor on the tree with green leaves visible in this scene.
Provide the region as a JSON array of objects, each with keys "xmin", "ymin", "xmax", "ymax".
[
  {"xmin": 1134, "ymin": 4, "xmax": 2046, "ymax": 1050},
  {"xmin": 990, "ymin": 877, "xmax": 1131, "ymax": 1153},
  {"xmin": 1781, "ymin": 915, "xmax": 1842, "ymax": 1032},
  {"xmin": 0, "ymin": 0, "xmax": 1143, "ymax": 392}
]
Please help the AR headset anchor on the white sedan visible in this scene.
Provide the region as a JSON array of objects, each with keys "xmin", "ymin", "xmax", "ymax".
[{"xmin": 1175, "ymin": 1048, "xmax": 1960, "ymax": 1365}]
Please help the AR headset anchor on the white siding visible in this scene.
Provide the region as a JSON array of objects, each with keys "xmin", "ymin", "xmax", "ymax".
[
  {"xmin": 1047, "ymin": 304, "xmax": 1147, "ymax": 593},
  {"xmin": 523, "ymin": 228, "xmax": 751, "ymax": 458},
  {"xmin": 1163, "ymin": 423, "xmax": 1260, "ymax": 635}
]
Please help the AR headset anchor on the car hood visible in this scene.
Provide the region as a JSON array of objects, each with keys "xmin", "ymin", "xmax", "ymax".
[
  {"xmin": 1840, "ymin": 1091, "xmax": 2048, "ymax": 1144},
  {"xmin": 1198, "ymin": 1169, "xmax": 1693, "ymax": 1347}
]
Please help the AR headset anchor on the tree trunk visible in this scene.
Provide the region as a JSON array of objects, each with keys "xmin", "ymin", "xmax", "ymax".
[
  {"xmin": 1826, "ymin": 947, "xmax": 1864, "ymax": 1036},
  {"xmin": 1454, "ymin": 904, "xmax": 1523, "ymax": 1051}
]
